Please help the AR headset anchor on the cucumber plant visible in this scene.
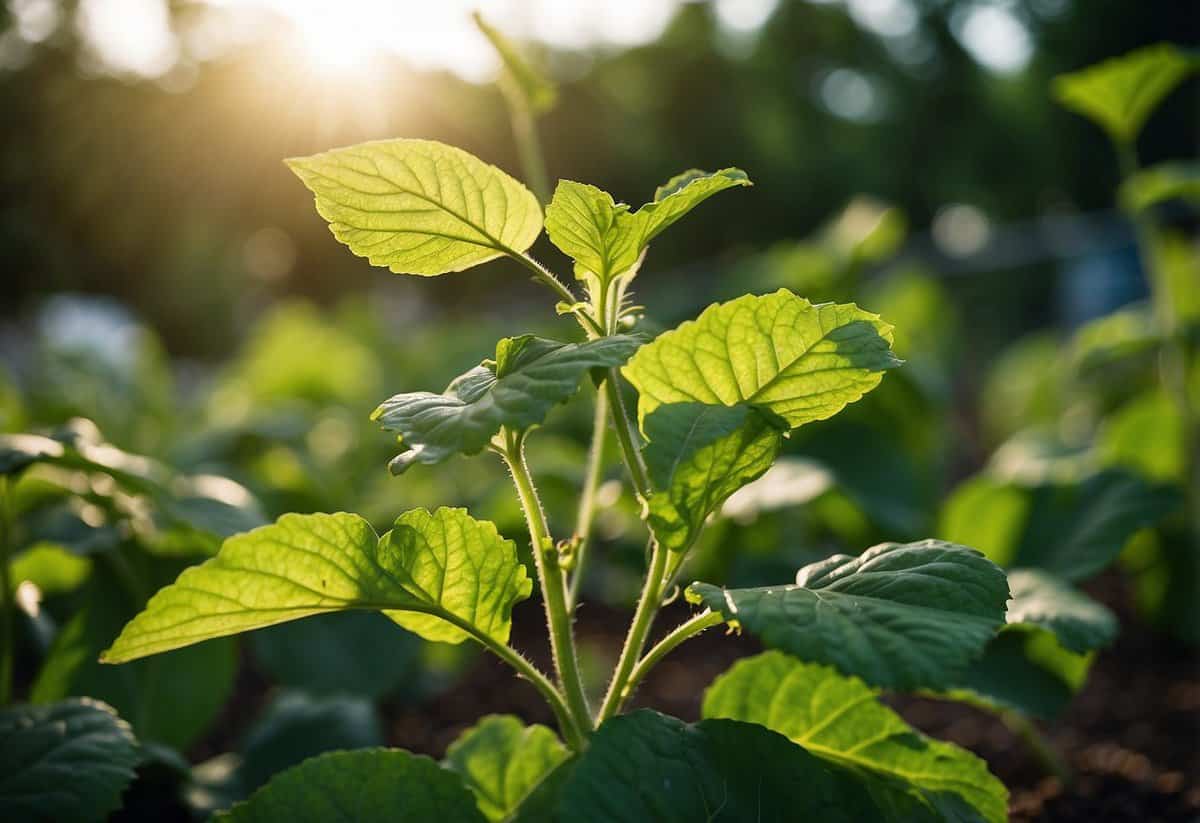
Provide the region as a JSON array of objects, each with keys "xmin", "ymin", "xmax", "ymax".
[{"xmin": 73, "ymin": 134, "xmax": 1024, "ymax": 823}]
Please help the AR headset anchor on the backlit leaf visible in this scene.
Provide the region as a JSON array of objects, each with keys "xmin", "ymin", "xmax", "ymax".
[
  {"xmin": 642, "ymin": 403, "xmax": 785, "ymax": 550},
  {"xmin": 1053, "ymin": 43, "xmax": 1198, "ymax": 143},
  {"xmin": 216, "ymin": 749, "xmax": 486, "ymax": 823},
  {"xmin": 372, "ymin": 334, "xmax": 641, "ymax": 474},
  {"xmin": 0, "ymin": 699, "xmax": 140, "ymax": 823},
  {"xmin": 444, "ymin": 715, "xmax": 569, "ymax": 821},
  {"xmin": 623, "ymin": 290, "xmax": 900, "ymax": 430},
  {"xmin": 704, "ymin": 652, "xmax": 1007, "ymax": 823},
  {"xmin": 687, "ymin": 540, "xmax": 1008, "ymax": 689},
  {"xmin": 287, "ymin": 139, "xmax": 542, "ymax": 276},
  {"xmin": 1120, "ymin": 162, "xmax": 1200, "ymax": 212},
  {"xmin": 102, "ymin": 508, "xmax": 531, "ymax": 661}
]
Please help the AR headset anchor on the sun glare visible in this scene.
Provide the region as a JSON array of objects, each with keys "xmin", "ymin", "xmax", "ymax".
[{"xmin": 289, "ymin": 6, "xmax": 376, "ymax": 72}]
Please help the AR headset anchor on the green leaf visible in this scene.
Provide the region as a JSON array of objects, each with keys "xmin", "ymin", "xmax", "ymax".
[
  {"xmin": 1120, "ymin": 162, "xmax": 1200, "ymax": 212},
  {"xmin": 703, "ymin": 652, "xmax": 1008, "ymax": 823},
  {"xmin": 642, "ymin": 403, "xmax": 785, "ymax": 550},
  {"xmin": 546, "ymin": 710, "xmax": 880, "ymax": 822},
  {"xmin": 472, "ymin": 12, "xmax": 557, "ymax": 114},
  {"xmin": 216, "ymin": 749, "xmax": 486, "ymax": 823},
  {"xmin": 372, "ymin": 334, "xmax": 642, "ymax": 474},
  {"xmin": 687, "ymin": 540, "xmax": 1009, "ymax": 690},
  {"xmin": 0, "ymin": 699, "xmax": 140, "ymax": 823},
  {"xmin": 1004, "ymin": 569, "xmax": 1116, "ymax": 654},
  {"xmin": 939, "ymin": 470, "xmax": 1181, "ymax": 581},
  {"xmin": 9, "ymin": 543, "xmax": 92, "ymax": 595},
  {"xmin": 32, "ymin": 564, "xmax": 237, "ymax": 750},
  {"xmin": 1053, "ymin": 43, "xmax": 1199, "ymax": 143},
  {"xmin": 623, "ymin": 290, "xmax": 900, "ymax": 431},
  {"xmin": 286, "ymin": 139, "xmax": 542, "ymax": 276},
  {"xmin": 945, "ymin": 629, "xmax": 1092, "ymax": 719},
  {"xmin": 444, "ymin": 715, "xmax": 569, "ymax": 821},
  {"xmin": 544, "ymin": 169, "xmax": 750, "ymax": 282},
  {"xmin": 102, "ymin": 508, "xmax": 531, "ymax": 661}
]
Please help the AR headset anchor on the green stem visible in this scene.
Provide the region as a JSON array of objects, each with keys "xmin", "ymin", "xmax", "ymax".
[
  {"xmin": 604, "ymin": 372, "xmax": 651, "ymax": 502},
  {"xmin": 622, "ymin": 610, "xmax": 723, "ymax": 702},
  {"xmin": 567, "ymin": 387, "xmax": 609, "ymax": 609},
  {"xmin": 509, "ymin": 252, "xmax": 600, "ymax": 333},
  {"xmin": 1002, "ymin": 710, "xmax": 1072, "ymax": 785},
  {"xmin": 0, "ymin": 477, "xmax": 12, "ymax": 706},
  {"xmin": 510, "ymin": 101, "xmax": 550, "ymax": 206},
  {"xmin": 597, "ymin": 538, "xmax": 668, "ymax": 723},
  {"xmin": 501, "ymin": 430, "xmax": 593, "ymax": 732}
]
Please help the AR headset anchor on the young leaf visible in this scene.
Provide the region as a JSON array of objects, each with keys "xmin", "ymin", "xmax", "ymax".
[
  {"xmin": 545, "ymin": 709, "xmax": 880, "ymax": 822},
  {"xmin": 0, "ymin": 699, "xmax": 140, "ymax": 823},
  {"xmin": 444, "ymin": 715, "xmax": 569, "ymax": 822},
  {"xmin": 286, "ymin": 139, "xmax": 542, "ymax": 276},
  {"xmin": 623, "ymin": 290, "xmax": 900, "ymax": 430},
  {"xmin": 216, "ymin": 749, "xmax": 486, "ymax": 823},
  {"xmin": 544, "ymin": 170, "xmax": 750, "ymax": 282},
  {"xmin": 686, "ymin": 540, "xmax": 1009, "ymax": 690},
  {"xmin": 1004, "ymin": 569, "xmax": 1117, "ymax": 654},
  {"xmin": 102, "ymin": 508, "xmax": 531, "ymax": 662},
  {"xmin": 372, "ymin": 334, "xmax": 642, "ymax": 474},
  {"xmin": 703, "ymin": 652, "xmax": 1008, "ymax": 823},
  {"xmin": 1053, "ymin": 43, "xmax": 1199, "ymax": 143},
  {"xmin": 1120, "ymin": 162, "xmax": 1200, "ymax": 212},
  {"xmin": 472, "ymin": 12, "xmax": 557, "ymax": 114},
  {"xmin": 642, "ymin": 402, "xmax": 786, "ymax": 550}
]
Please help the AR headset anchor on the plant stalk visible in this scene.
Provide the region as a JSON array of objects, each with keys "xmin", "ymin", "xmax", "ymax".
[
  {"xmin": 596, "ymin": 538, "xmax": 668, "ymax": 723},
  {"xmin": 510, "ymin": 101, "xmax": 551, "ymax": 206},
  {"xmin": 622, "ymin": 610, "xmax": 724, "ymax": 702},
  {"xmin": 477, "ymin": 629, "xmax": 584, "ymax": 750},
  {"xmin": 501, "ymin": 430, "xmax": 593, "ymax": 733},
  {"xmin": 604, "ymin": 372, "xmax": 651, "ymax": 502},
  {"xmin": 0, "ymin": 477, "xmax": 13, "ymax": 706},
  {"xmin": 567, "ymin": 387, "xmax": 609, "ymax": 609},
  {"xmin": 1002, "ymin": 710, "xmax": 1072, "ymax": 785}
]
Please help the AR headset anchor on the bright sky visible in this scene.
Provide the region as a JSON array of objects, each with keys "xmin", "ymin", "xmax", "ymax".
[{"xmin": 5, "ymin": 0, "xmax": 1042, "ymax": 81}]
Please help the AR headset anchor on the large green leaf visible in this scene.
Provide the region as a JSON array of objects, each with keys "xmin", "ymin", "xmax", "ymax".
[
  {"xmin": 0, "ymin": 699, "xmax": 140, "ymax": 823},
  {"xmin": 102, "ymin": 508, "xmax": 531, "ymax": 661},
  {"xmin": 1004, "ymin": 569, "xmax": 1116, "ymax": 654},
  {"xmin": 939, "ymin": 470, "xmax": 1181, "ymax": 581},
  {"xmin": 216, "ymin": 749, "xmax": 486, "ymax": 823},
  {"xmin": 687, "ymin": 540, "xmax": 1009, "ymax": 689},
  {"xmin": 32, "ymin": 564, "xmax": 237, "ymax": 750},
  {"xmin": 1053, "ymin": 43, "xmax": 1198, "ymax": 143},
  {"xmin": 373, "ymin": 334, "xmax": 642, "ymax": 474},
  {"xmin": 642, "ymin": 403, "xmax": 785, "ymax": 550},
  {"xmin": 544, "ymin": 169, "xmax": 750, "ymax": 282},
  {"xmin": 444, "ymin": 715, "xmax": 569, "ymax": 821},
  {"xmin": 287, "ymin": 139, "xmax": 542, "ymax": 276},
  {"xmin": 703, "ymin": 652, "xmax": 1007, "ymax": 823},
  {"xmin": 623, "ymin": 290, "xmax": 900, "ymax": 430},
  {"xmin": 544, "ymin": 710, "xmax": 879, "ymax": 822}
]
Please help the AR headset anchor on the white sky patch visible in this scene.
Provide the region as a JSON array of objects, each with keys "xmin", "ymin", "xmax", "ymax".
[
  {"xmin": 845, "ymin": 0, "xmax": 919, "ymax": 39},
  {"xmin": 714, "ymin": 0, "xmax": 780, "ymax": 33},
  {"xmin": 952, "ymin": 2, "xmax": 1034, "ymax": 74},
  {"xmin": 76, "ymin": 0, "xmax": 178, "ymax": 77}
]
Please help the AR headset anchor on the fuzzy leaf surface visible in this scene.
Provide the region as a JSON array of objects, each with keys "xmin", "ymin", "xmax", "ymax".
[
  {"xmin": 703, "ymin": 652, "xmax": 1008, "ymax": 823},
  {"xmin": 623, "ymin": 290, "xmax": 900, "ymax": 430},
  {"xmin": 102, "ymin": 508, "xmax": 530, "ymax": 661},
  {"xmin": 687, "ymin": 540, "xmax": 1009, "ymax": 690},
  {"xmin": 287, "ymin": 139, "xmax": 542, "ymax": 276},
  {"xmin": 444, "ymin": 715, "xmax": 569, "ymax": 821},
  {"xmin": 373, "ymin": 334, "xmax": 642, "ymax": 474},
  {"xmin": 216, "ymin": 749, "xmax": 486, "ymax": 823},
  {"xmin": 0, "ymin": 699, "xmax": 140, "ymax": 823}
]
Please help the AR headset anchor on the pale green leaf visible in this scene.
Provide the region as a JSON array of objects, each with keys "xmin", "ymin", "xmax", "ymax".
[
  {"xmin": 1005, "ymin": 569, "xmax": 1116, "ymax": 654},
  {"xmin": 444, "ymin": 715, "xmax": 569, "ymax": 821},
  {"xmin": 287, "ymin": 139, "xmax": 542, "ymax": 276},
  {"xmin": 623, "ymin": 290, "xmax": 900, "ymax": 430},
  {"xmin": 1054, "ymin": 43, "xmax": 1199, "ymax": 143},
  {"xmin": 9, "ymin": 543, "xmax": 92, "ymax": 595},
  {"xmin": 544, "ymin": 169, "xmax": 750, "ymax": 282},
  {"xmin": 642, "ymin": 402, "xmax": 785, "ymax": 550},
  {"xmin": 703, "ymin": 652, "xmax": 1008, "ymax": 823},
  {"xmin": 472, "ymin": 12, "xmax": 557, "ymax": 114},
  {"xmin": 216, "ymin": 749, "xmax": 486, "ymax": 823},
  {"xmin": 545, "ymin": 710, "xmax": 880, "ymax": 822},
  {"xmin": 0, "ymin": 699, "xmax": 140, "ymax": 823},
  {"xmin": 372, "ymin": 334, "xmax": 642, "ymax": 474},
  {"xmin": 102, "ymin": 508, "xmax": 531, "ymax": 661},
  {"xmin": 1120, "ymin": 162, "xmax": 1200, "ymax": 212},
  {"xmin": 686, "ymin": 540, "xmax": 1009, "ymax": 689}
]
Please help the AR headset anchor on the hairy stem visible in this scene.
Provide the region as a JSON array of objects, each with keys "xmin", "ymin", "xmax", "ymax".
[
  {"xmin": 0, "ymin": 477, "xmax": 12, "ymax": 705},
  {"xmin": 604, "ymin": 372, "xmax": 651, "ymax": 502},
  {"xmin": 478, "ymin": 630, "xmax": 584, "ymax": 750},
  {"xmin": 597, "ymin": 539, "xmax": 668, "ymax": 723},
  {"xmin": 510, "ymin": 253, "xmax": 603, "ymax": 336},
  {"xmin": 501, "ymin": 430, "xmax": 593, "ymax": 732},
  {"xmin": 622, "ymin": 610, "xmax": 724, "ymax": 702},
  {"xmin": 567, "ymin": 387, "xmax": 609, "ymax": 609}
]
